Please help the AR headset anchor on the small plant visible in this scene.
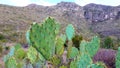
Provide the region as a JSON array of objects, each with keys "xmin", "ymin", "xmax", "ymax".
[
  {"xmin": 5, "ymin": 46, "xmax": 10, "ymax": 51},
  {"xmin": 72, "ymin": 35, "xmax": 83, "ymax": 49},
  {"xmin": 0, "ymin": 33, "xmax": 6, "ymax": 43},
  {"xmin": 0, "ymin": 45, "xmax": 3, "ymax": 56},
  {"xmin": 102, "ymin": 36, "xmax": 114, "ymax": 49},
  {"xmin": 116, "ymin": 47, "xmax": 120, "ymax": 68},
  {"xmin": 0, "ymin": 33, "xmax": 5, "ymax": 40}
]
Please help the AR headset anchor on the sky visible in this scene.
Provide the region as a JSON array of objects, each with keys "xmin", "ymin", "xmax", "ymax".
[{"xmin": 0, "ymin": 0, "xmax": 120, "ymax": 6}]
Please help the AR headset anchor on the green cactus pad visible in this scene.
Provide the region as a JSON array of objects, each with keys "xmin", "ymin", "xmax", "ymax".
[
  {"xmin": 14, "ymin": 48, "xmax": 26, "ymax": 60},
  {"xmin": 116, "ymin": 47, "xmax": 120, "ymax": 68},
  {"xmin": 80, "ymin": 36, "xmax": 100, "ymax": 58},
  {"xmin": 26, "ymin": 30, "xmax": 31, "ymax": 46},
  {"xmin": 60, "ymin": 34, "xmax": 66, "ymax": 43},
  {"xmin": 69, "ymin": 47, "xmax": 79, "ymax": 59},
  {"xmin": 86, "ymin": 36, "xmax": 100, "ymax": 58},
  {"xmin": 27, "ymin": 46, "xmax": 38, "ymax": 63},
  {"xmin": 49, "ymin": 55, "xmax": 61, "ymax": 66},
  {"xmin": 5, "ymin": 57, "xmax": 17, "ymax": 68},
  {"xmin": 8, "ymin": 46, "xmax": 15, "ymax": 56},
  {"xmin": 79, "ymin": 40, "xmax": 87, "ymax": 55},
  {"xmin": 55, "ymin": 36, "xmax": 64, "ymax": 56},
  {"xmin": 14, "ymin": 43, "xmax": 22, "ymax": 50},
  {"xmin": 28, "ymin": 17, "xmax": 60, "ymax": 60},
  {"xmin": 4, "ymin": 46, "xmax": 15, "ymax": 62},
  {"xmin": 77, "ymin": 53, "xmax": 92, "ymax": 68},
  {"xmin": 59, "ymin": 65, "xmax": 67, "ymax": 68},
  {"xmin": 17, "ymin": 62, "xmax": 24, "ymax": 68},
  {"xmin": 70, "ymin": 60, "xmax": 77, "ymax": 68},
  {"xmin": 65, "ymin": 24, "xmax": 75, "ymax": 40}
]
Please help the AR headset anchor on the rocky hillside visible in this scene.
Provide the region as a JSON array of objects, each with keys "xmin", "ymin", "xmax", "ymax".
[
  {"xmin": 0, "ymin": 2, "xmax": 120, "ymax": 44},
  {"xmin": 83, "ymin": 3, "xmax": 120, "ymax": 38}
]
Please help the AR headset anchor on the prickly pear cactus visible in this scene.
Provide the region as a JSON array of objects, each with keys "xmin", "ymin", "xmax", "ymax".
[
  {"xmin": 77, "ymin": 53, "xmax": 93, "ymax": 68},
  {"xmin": 23, "ymin": 63, "xmax": 33, "ymax": 68},
  {"xmin": 77, "ymin": 36, "xmax": 101, "ymax": 68},
  {"xmin": 79, "ymin": 40, "xmax": 87, "ymax": 55},
  {"xmin": 5, "ymin": 57, "xmax": 17, "ymax": 68},
  {"xmin": 4, "ymin": 46, "xmax": 15, "ymax": 62},
  {"xmin": 27, "ymin": 46, "xmax": 38, "ymax": 63},
  {"xmin": 14, "ymin": 48, "xmax": 26, "ymax": 60},
  {"xmin": 88, "ymin": 62, "xmax": 107, "ymax": 68},
  {"xmin": 3, "ymin": 55, "xmax": 10, "ymax": 62},
  {"xmin": 55, "ymin": 36, "xmax": 64, "ymax": 56},
  {"xmin": 17, "ymin": 62, "xmax": 24, "ymax": 68},
  {"xmin": 26, "ymin": 30, "xmax": 31, "ymax": 46},
  {"xmin": 14, "ymin": 43, "xmax": 22, "ymax": 50},
  {"xmin": 70, "ymin": 60, "xmax": 77, "ymax": 68},
  {"xmin": 80, "ymin": 36, "xmax": 100, "ymax": 58},
  {"xmin": 34, "ymin": 61, "xmax": 44, "ymax": 68},
  {"xmin": 87, "ymin": 36, "xmax": 100, "ymax": 58},
  {"xmin": 28, "ymin": 17, "xmax": 60, "ymax": 60},
  {"xmin": 59, "ymin": 65, "xmax": 67, "ymax": 68},
  {"xmin": 60, "ymin": 34, "xmax": 66, "ymax": 43},
  {"xmin": 49, "ymin": 55, "xmax": 61, "ymax": 66},
  {"xmin": 8, "ymin": 46, "xmax": 15, "ymax": 56},
  {"xmin": 116, "ymin": 47, "xmax": 120, "ymax": 68},
  {"xmin": 69, "ymin": 47, "xmax": 79, "ymax": 59},
  {"xmin": 65, "ymin": 24, "xmax": 75, "ymax": 40}
]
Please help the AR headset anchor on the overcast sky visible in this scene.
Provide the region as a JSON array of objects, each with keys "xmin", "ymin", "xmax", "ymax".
[{"xmin": 0, "ymin": 0, "xmax": 120, "ymax": 6}]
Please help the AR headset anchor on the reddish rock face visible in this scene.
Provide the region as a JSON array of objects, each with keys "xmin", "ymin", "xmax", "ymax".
[{"xmin": 93, "ymin": 49, "xmax": 117, "ymax": 68}]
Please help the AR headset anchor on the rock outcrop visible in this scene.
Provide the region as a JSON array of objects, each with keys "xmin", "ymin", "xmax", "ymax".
[{"xmin": 83, "ymin": 3, "xmax": 120, "ymax": 22}]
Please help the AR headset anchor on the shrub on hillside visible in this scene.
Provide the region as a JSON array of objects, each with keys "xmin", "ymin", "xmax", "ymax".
[{"xmin": 101, "ymin": 36, "xmax": 114, "ymax": 49}]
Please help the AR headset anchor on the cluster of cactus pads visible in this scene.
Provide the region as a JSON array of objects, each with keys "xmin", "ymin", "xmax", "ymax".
[{"xmin": 3, "ymin": 17, "xmax": 120, "ymax": 68}]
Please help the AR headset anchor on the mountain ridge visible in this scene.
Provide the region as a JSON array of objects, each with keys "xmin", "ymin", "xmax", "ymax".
[{"xmin": 0, "ymin": 2, "xmax": 120, "ymax": 43}]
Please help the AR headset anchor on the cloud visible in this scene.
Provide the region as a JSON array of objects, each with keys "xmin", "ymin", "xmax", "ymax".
[
  {"xmin": 9, "ymin": 0, "xmax": 31, "ymax": 6},
  {"xmin": 32, "ymin": 0, "xmax": 55, "ymax": 6}
]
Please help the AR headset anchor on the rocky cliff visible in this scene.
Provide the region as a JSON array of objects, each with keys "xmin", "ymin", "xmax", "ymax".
[{"xmin": 83, "ymin": 3, "xmax": 120, "ymax": 22}]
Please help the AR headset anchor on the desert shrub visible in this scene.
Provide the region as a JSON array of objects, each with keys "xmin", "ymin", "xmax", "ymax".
[
  {"xmin": 0, "ymin": 45, "xmax": 3, "ymax": 56},
  {"xmin": 93, "ymin": 49, "xmax": 116, "ymax": 68},
  {"xmin": 5, "ymin": 46, "xmax": 10, "ymax": 51},
  {"xmin": 0, "ymin": 34, "xmax": 5, "ymax": 40},
  {"xmin": 9, "ymin": 32, "xmax": 27, "ymax": 44},
  {"xmin": 101, "ymin": 36, "xmax": 114, "ymax": 49},
  {"xmin": 72, "ymin": 35, "xmax": 83, "ymax": 49},
  {"xmin": 18, "ymin": 32, "xmax": 26, "ymax": 44},
  {"xmin": 0, "ymin": 34, "xmax": 6, "ymax": 42}
]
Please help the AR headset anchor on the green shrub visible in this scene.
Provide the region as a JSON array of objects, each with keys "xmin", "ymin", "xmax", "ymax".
[
  {"xmin": 102, "ymin": 36, "xmax": 114, "ymax": 49},
  {"xmin": 0, "ymin": 34, "xmax": 6, "ymax": 43},
  {"xmin": 72, "ymin": 35, "xmax": 83, "ymax": 49},
  {"xmin": 5, "ymin": 46, "xmax": 10, "ymax": 51},
  {"xmin": 0, "ymin": 45, "xmax": 3, "ymax": 56},
  {"xmin": 0, "ymin": 34, "xmax": 5, "ymax": 40}
]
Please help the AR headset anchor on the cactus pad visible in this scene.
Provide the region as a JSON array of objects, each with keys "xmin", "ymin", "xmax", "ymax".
[
  {"xmin": 28, "ymin": 17, "xmax": 60, "ymax": 60},
  {"xmin": 65, "ymin": 24, "xmax": 75, "ymax": 40},
  {"xmin": 116, "ymin": 47, "xmax": 120, "ymax": 68},
  {"xmin": 5, "ymin": 57, "xmax": 17, "ymax": 68}
]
